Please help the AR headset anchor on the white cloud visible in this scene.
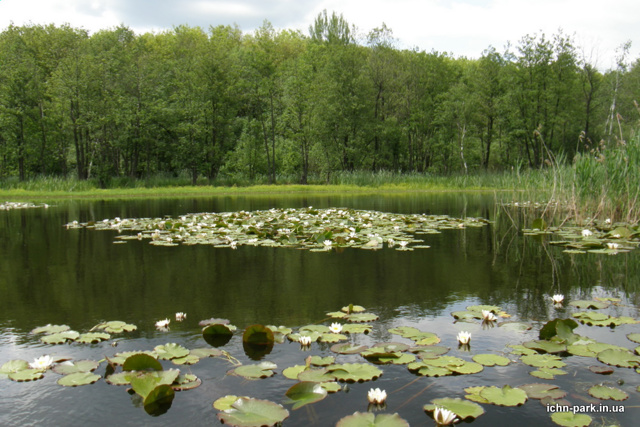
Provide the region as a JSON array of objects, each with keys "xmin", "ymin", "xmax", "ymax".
[{"xmin": 0, "ymin": 0, "xmax": 637, "ymax": 68}]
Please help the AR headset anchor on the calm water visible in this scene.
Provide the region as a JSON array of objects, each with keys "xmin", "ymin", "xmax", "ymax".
[{"xmin": 0, "ymin": 193, "xmax": 638, "ymax": 426}]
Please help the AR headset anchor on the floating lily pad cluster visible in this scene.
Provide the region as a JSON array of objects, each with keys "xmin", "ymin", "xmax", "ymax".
[
  {"xmin": 0, "ymin": 201, "xmax": 50, "ymax": 210},
  {"xmin": 64, "ymin": 207, "xmax": 488, "ymax": 250},
  {"xmin": 30, "ymin": 321, "xmax": 137, "ymax": 345},
  {"xmin": 3, "ymin": 298, "xmax": 639, "ymax": 426},
  {"xmin": 522, "ymin": 220, "xmax": 640, "ymax": 254}
]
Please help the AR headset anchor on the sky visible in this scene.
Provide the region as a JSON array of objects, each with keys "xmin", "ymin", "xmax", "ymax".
[{"xmin": 0, "ymin": 0, "xmax": 638, "ymax": 70}]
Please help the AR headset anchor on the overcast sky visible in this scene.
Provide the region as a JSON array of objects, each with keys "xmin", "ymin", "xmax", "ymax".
[{"xmin": 1, "ymin": 0, "xmax": 638, "ymax": 69}]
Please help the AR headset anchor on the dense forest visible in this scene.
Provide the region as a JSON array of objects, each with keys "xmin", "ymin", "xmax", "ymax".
[{"xmin": 1, "ymin": 11, "xmax": 639, "ymax": 185}]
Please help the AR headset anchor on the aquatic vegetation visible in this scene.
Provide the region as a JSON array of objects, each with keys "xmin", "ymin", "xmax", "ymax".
[
  {"xmin": 216, "ymin": 397, "xmax": 289, "ymax": 426},
  {"xmin": 336, "ymin": 412, "xmax": 409, "ymax": 427},
  {"xmin": 367, "ymin": 388, "xmax": 387, "ymax": 405},
  {"xmin": 456, "ymin": 331, "xmax": 471, "ymax": 345},
  {"xmin": 29, "ymin": 355, "xmax": 54, "ymax": 371},
  {"xmin": 433, "ymin": 406, "xmax": 458, "ymax": 425},
  {"xmin": 65, "ymin": 207, "xmax": 488, "ymax": 251}
]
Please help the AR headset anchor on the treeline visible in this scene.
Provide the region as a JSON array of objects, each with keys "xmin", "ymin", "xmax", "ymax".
[{"xmin": 1, "ymin": 11, "xmax": 639, "ymax": 185}]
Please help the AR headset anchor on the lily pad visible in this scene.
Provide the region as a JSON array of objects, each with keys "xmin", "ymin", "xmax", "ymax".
[
  {"xmin": 172, "ymin": 354, "xmax": 201, "ymax": 365},
  {"xmin": 76, "ymin": 332, "xmax": 111, "ymax": 343},
  {"xmin": 130, "ymin": 370, "xmax": 180, "ymax": 400},
  {"xmin": 297, "ymin": 368, "xmax": 335, "ymax": 383},
  {"xmin": 123, "ymin": 354, "xmax": 163, "ymax": 372},
  {"xmin": 588, "ymin": 385, "xmax": 628, "ymax": 401},
  {"xmin": 8, "ymin": 368, "xmax": 45, "ymax": 382},
  {"xmin": 154, "ymin": 343, "xmax": 190, "ymax": 360},
  {"xmin": 0, "ymin": 360, "xmax": 29, "ymax": 374},
  {"xmin": 282, "ymin": 365, "xmax": 307, "ymax": 380},
  {"xmin": 52, "ymin": 360, "xmax": 100, "ymax": 375},
  {"xmin": 217, "ymin": 397, "xmax": 289, "ymax": 427},
  {"xmin": 232, "ymin": 362, "xmax": 277, "ymax": 379},
  {"xmin": 189, "ymin": 348, "xmax": 223, "ymax": 359},
  {"xmin": 243, "ymin": 324, "xmax": 275, "ymax": 346},
  {"xmin": 41, "ymin": 331, "xmax": 80, "ymax": 344},
  {"xmin": 331, "ymin": 343, "xmax": 368, "ymax": 354},
  {"xmin": 479, "ymin": 385, "xmax": 527, "ymax": 406},
  {"xmin": 569, "ymin": 300, "xmax": 609, "ymax": 309},
  {"xmin": 507, "ymin": 345, "xmax": 538, "ymax": 356},
  {"xmin": 213, "ymin": 395, "xmax": 247, "ymax": 411},
  {"xmin": 341, "ymin": 304, "xmax": 366, "ymax": 313},
  {"xmin": 550, "ymin": 412, "xmax": 592, "ymax": 426},
  {"xmin": 597, "ymin": 349, "xmax": 640, "ymax": 368},
  {"xmin": 31, "ymin": 324, "xmax": 70, "ymax": 334},
  {"xmin": 539, "ymin": 318, "xmax": 578, "ymax": 340},
  {"xmin": 327, "ymin": 363, "xmax": 383, "ymax": 382},
  {"xmin": 57, "ymin": 372, "xmax": 101, "ymax": 387},
  {"xmin": 627, "ymin": 333, "xmax": 640, "ymax": 344},
  {"xmin": 342, "ymin": 324, "xmax": 373, "ymax": 334},
  {"xmin": 285, "ymin": 381, "xmax": 328, "ymax": 410},
  {"xmin": 105, "ymin": 372, "xmax": 134, "ymax": 385},
  {"xmin": 523, "ymin": 340, "xmax": 567, "ymax": 354},
  {"xmin": 424, "ymin": 397, "xmax": 485, "ymax": 420},
  {"xmin": 336, "ymin": 412, "xmax": 409, "ymax": 427},
  {"xmin": 309, "ymin": 356, "xmax": 335, "ymax": 366},
  {"xmin": 472, "ymin": 354, "xmax": 511, "ymax": 366},
  {"xmin": 346, "ymin": 313, "xmax": 379, "ymax": 323},
  {"xmin": 518, "ymin": 383, "xmax": 567, "ymax": 400},
  {"xmin": 588, "ymin": 366, "xmax": 614, "ymax": 375},
  {"xmin": 92, "ymin": 320, "xmax": 137, "ymax": 333},
  {"xmin": 521, "ymin": 354, "xmax": 567, "ymax": 369},
  {"xmin": 529, "ymin": 368, "xmax": 567, "ymax": 379}
]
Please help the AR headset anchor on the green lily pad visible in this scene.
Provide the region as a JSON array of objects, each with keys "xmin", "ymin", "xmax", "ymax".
[
  {"xmin": 412, "ymin": 345, "xmax": 450, "ymax": 357},
  {"xmin": 472, "ymin": 354, "xmax": 511, "ymax": 366},
  {"xmin": 8, "ymin": 368, "xmax": 45, "ymax": 382},
  {"xmin": 569, "ymin": 300, "xmax": 609, "ymax": 309},
  {"xmin": 31, "ymin": 324, "xmax": 70, "ymax": 334},
  {"xmin": 0, "ymin": 360, "xmax": 29, "ymax": 374},
  {"xmin": 76, "ymin": 332, "xmax": 111, "ymax": 343},
  {"xmin": 57, "ymin": 372, "xmax": 101, "ymax": 387},
  {"xmin": 319, "ymin": 333, "xmax": 348, "ymax": 343},
  {"xmin": 588, "ymin": 365, "xmax": 614, "ymax": 374},
  {"xmin": 320, "ymin": 382, "xmax": 341, "ymax": 393},
  {"xmin": 41, "ymin": 331, "xmax": 80, "ymax": 344},
  {"xmin": 411, "ymin": 363, "xmax": 453, "ymax": 377},
  {"xmin": 154, "ymin": 343, "xmax": 190, "ymax": 360},
  {"xmin": 518, "ymin": 383, "xmax": 567, "ymax": 400},
  {"xmin": 523, "ymin": 340, "xmax": 567, "ymax": 354},
  {"xmin": 130, "ymin": 370, "xmax": 180, "ymax": 400},
  {"xmin": 539, "ymin": 318, "xmax": 578, "ymax": 340},
  {"xmin": 189, "ymin": 348, "xmax": 223, "ymax": 359},
  {"xmin": 172, "ymin": 354, "xmax": 201, "ymax": 365},
  {"xmin": 327, "ymin": 363, "xmax": 383, "ymax": 382},
  {"xmin": 550, "ymin": 412, "xmax": 592, "ymax": 426},
  {"xmin": 529, "ymin": 368, "xmax": 567, "ymax": 379},
  {"xmin": 346, "ymin": 313, "xmax": 379, "ymax": 323},
  {"xmin": 521, "ymin": 354, "xmax": 567, "ymax": 369},
  {"xmin": 213, "ymin": 395, "xmax": 247, "ymax": 411},
  {"xmin": 331, "ymin": 343, "xmax": 368, "ymax": 354},
  {"xmin": 172, "ymin": 373, "xmax": 202, "ymax": 391},
  {"xmin": 283, "ymin": 365, "xmax": 307, "ymax": 380},
  {"xmin": 109, "ymin": 351, "xmax": 157, "ymax": 366},
  {"xmin": 507, "ymin": 345, "xmax": 538, "ymax": 356},
  {"xmin": 467, "ymin": 305, "xmax": 502, "ymax": 313},
  {"xmin": 299, "ymin": 324, "xmax": 330, "ymax": 334},
  {"xmin": 597, "ymin": 349, "xmax": 640, "ymax": 368},
  {"xmin": 217, "ymin": 397, "xmax": 289, "ymax": 427},
  {"xmin": 52, "ymin": 360, "xmax": 100, "ymax": 375},
  {"xmin": 327, "ymin": 311, "xmax": 348, "ymax": 319},
  {"xmin": 342, "ymin": 324, "xmax": 373, "ymax": 334},
  {"xmin": 92, "ymin": 320, "xmax": 137, "ymax": 333},
  {"xmin": 499, "ymin": 322, "xmax": 532, "ymax": 332},
  {"xmin": 449, "ymin": 362, "xmax": 484, "ymax": 374},
  {"xmin": 588, "ymin": 385, "xmax": 628, "ymax": 401},
  {"xmin": 424, "ymin": 397, "xmax": 485, "ymax": 420},
  {"xmin": 336, "ymin": 412, "xmax": 409, "ymax": 427},
  {"xmin": 451, "ymin": 310, "xmax": 478, "ymax": 320},
  {"xmin": 627, "ymin": 333, "xmax": 640, "ymax": 344},
  {"xmin": 266, "ymin": 325, "xmax": 293, "ymax": 336},
  {"xmin": 285, "ymin": 381, "xmax": 328, "ymax": 410},
  {"xmin": 341, "ymin": 304, "xmax": 366, "ymax": 313},
  {"xmin": 310, "ymin": 356, "xmax": 335, "ymax": 366},
  {"xmin": 123, "ymin": 354, "xmax": 163, "ymax": 372},
  {"xmin": 464, "ymin": 386, "xmax": 489, "ymax": 404},
  {"xmin": 105, "ymin": 372, "xmax": 134, "ymax": 385},
  {"xmin": 243, "ymin": 324, "xmax": 275, "ymax": 345},
  {"xmin": 232, "ymin": 362, "xmax": 277, "ymax": 379},
  {"xmin": 297, "ymin": 368, "xmax": 335, "ymax": 383},
  {"xmin": 479, "ymin": 385, "xmax": 527, "ymax": 406}
]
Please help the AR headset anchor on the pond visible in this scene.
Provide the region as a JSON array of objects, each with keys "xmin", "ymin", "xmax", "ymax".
[{"xmin": 0, "ymin": 193, "xmax": 638, "ymax": 426}]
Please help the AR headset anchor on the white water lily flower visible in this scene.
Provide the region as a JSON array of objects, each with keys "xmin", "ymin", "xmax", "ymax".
[
  {"xmin": 605, "ymin": 218, "xmax": 611, "ymax": 224},
  {"xmin": 29, "ymin": 355, "xmax": 54, "ymax": 371},
  {"xmin": 457, "ymin": 331, "xmax": 471, "ymax": 345},
  {"xmin": 481, "ymin": 310, "xmax": 497, "ymax": 322},
  {"xmin": 399, "ymin": 241, "xmax": 408, "ymax": 248},
  {"xmin": 434, "ymin": 406, "xmax": 458, "ymax": 425},
  {"xmin": 607, "ymin": 242, "xmax": 620, "ymax": 249},
  {"xmin": 229, "ymin": 241, "xmax": 237, "ymax": 249},
  {"xmin": 155, "ymin": 318, "xmax": 170, "ymax": 329},
  {"xmin": 581, "ymin": 229, "xmax": 593, "ymax": 237},
  {"xmin": 329, "ymin": 323, "xmax": 342, "ymax": 334},
  {"xmin": 323, "ymin": 240, "xmax": 332, "ymax": 247},
  {"xmin": 551, "ymin": 294, "xmax": 564, "ymax": 304},
  {"xmin": 175, "ymin": 312, "xmax": 186, "ymax": 321},
  {"xmin": 387, "ymin": 238, "xmax": 395, "ymax": 247},
  {"xmin": 367, "ymin": 388, "xmax": 387, "ymax": 405},
  {"xmin": 299, "ymin": 335, "xmax": 312, "ymax": 346}
]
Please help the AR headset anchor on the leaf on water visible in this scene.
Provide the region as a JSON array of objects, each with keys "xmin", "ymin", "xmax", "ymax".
[
  {"xmin": 336, "ymin": 412, "xmax": 409, "ymax": 427},
  {"xmin": 154, "ymin": 343, "xmax": 190, "ymax": 360},
  {"xmin": 341, "ymin": 324, "xmax": 373, "ymax": 334},
  {"xmin": 52, "ymin": 360, "xmax": 100, "ymax": 375},
  {"xmin": 424, "ymin": 397, "xmax": 485, "ymax": 420},
  {"xmin": 523, "ymin": 340, "xmax": 567, "ymax": 354},
  {"xmin": 472, "ymin": 354, "xmax": 511, "ymax": 367},
  {"xmin": 330, "ymin": 343, "xmax": 368, "ymax": 354},
  {"xmin": 217, "ymin": 397, "xmax": 289, "ymax": 427},
  {"xmin": 569, "ymin": 300, "xmax": 609, "ymax": 310},
  {"xmin": 31, "ymin": 324, "xmax": 70, "ymax": 334},
  {"xmin": 345, "ymin": 313, "xmax": 379, "ymax": 323},
  {"xmin": 123, "ymin": 354, "xmax": 163, "ymax": 372},
  {"xmin": 588, "ymin": 385, "xmax": 628, "ymax": 401},
  {"xmin": 627, "ymin": 333, "xmax": 640, "ymax": 344},
  {"xmin": 8, "ymin": 369, "xmax": 45, "ymax": 382},
  {"xmin": 550, "ymin": 411, "xmax": 592, "ymax": 427},
  {"xmin": 597, "ymin": 349, "xmax": 640, "ymax": 368},
  {"xmin": 57, "ymin": 372, "xmax": 101, "ymax": 387},
  {"xmin": 285, "ymin": 381, "xmax": 328, "ymax": 410},
  {"xmin": 518, "ymin": 383, "xmax": 567, "ymax": 400},
  {"xmin": 232, "ymin": 362, "xmax": 277, "ymax": 380},
  {"xmin": 521, "ymin": 354, "xmax": 567, "ymax": 369},
  {"xmin": 0, "ymin": 360, "xmax": 29, "ymax": 374},
  {"xmin": 309, "ymin": 356, "xmax": 335, "ymax": 366},
  {"xmin": 76, "ymin": 332, "xmax": 111, "ymax": 344},
  {"xmin": 41, "ymin": 331, "xmax": 80, "ymax": 344},
  {"xmin": 479, "ymin": 385, "xmax": 527, "ymax": 406},
  {"xmin": 92, "ymin": 320, "xmax": 137, "ymax": 333},
  {"xmin": 172, "ymin": 373, "xmax": 201, "ymax": 391},
  {"xmin": 282, "ymin": 365, "xmax": 307, "ymax": 380},
  {"xmin": 326, "ymin": 363, "xmax": 383, "ymax": 382},
  {"xmin": 529, "ymin": 368, "xmax": 567, "ymax": 380}
]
